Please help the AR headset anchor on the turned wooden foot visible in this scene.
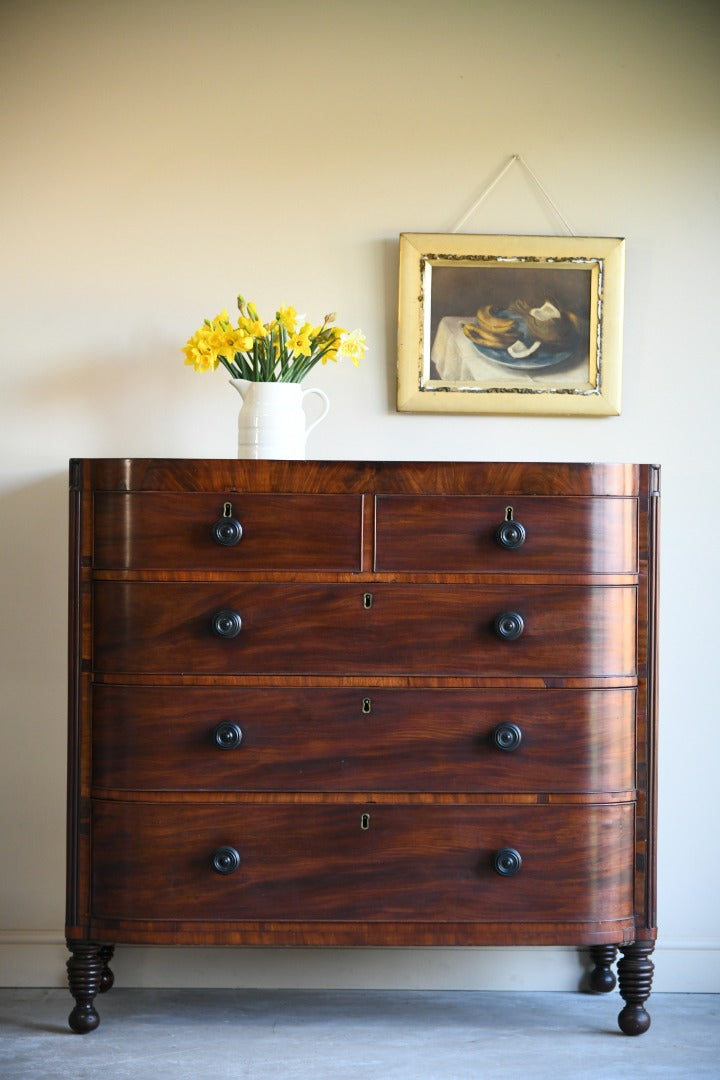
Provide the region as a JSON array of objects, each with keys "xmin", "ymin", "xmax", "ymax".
[
  {"xmin": 66, "ymin": 941, "xmax": 105, "ymax": 1033},
  {"xmin": 588, "ymin": 944, "xmax": 618, "ymax": 993},
  {"xmin": 617, "ymin": 941, "xmax": 655, "ymax": 1035},
  {"xmin": 98, "ymin": 945, "xmax": 115, "ymax": 993}
]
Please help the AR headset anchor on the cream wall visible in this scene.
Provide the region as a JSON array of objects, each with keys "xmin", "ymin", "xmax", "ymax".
[{"xmin": 1, "ymin": 0, "xmax": 718, "ymax": 992}]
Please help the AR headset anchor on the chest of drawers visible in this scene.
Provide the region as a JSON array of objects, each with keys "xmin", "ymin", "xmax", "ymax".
[{"xmin": 65, "ymin": 459, "xmax": 659, "ymax": 1035}]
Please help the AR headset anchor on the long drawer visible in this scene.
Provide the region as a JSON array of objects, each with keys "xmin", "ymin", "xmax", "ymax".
[
  {"xmin": 92, "ymin": 582, "xmax": 637, "ymax": 677},
  {"xmin": 91, "ymin": 801, "xmax": 635, "ymax": 923},
  {"xmin": 92, "ymin": 686, "xmax": 636, "ymax": 793},
  {"xmin": 375, "ymin": 495, "xmax": 638, "ymax": 574}
]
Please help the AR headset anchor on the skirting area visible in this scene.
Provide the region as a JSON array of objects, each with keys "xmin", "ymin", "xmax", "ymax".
[{"xmin": 0, "ymin": 989, "xmax": 718, "ymax": 1080}]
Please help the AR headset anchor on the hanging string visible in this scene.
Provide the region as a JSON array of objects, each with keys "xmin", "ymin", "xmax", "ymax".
[{"xmin": 450, "ymin": 154, "xmax": 575, "ymax": 236}]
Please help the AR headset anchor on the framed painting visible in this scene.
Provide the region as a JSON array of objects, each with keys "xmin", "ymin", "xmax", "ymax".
[{"xmin": 397, "ymin": 233, "xmax": 625, "ymax": 416}]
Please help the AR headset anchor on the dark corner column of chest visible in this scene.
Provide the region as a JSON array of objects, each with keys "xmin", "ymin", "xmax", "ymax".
[
  {"xmin": 66, "ymin": 459, "xmax": 108, "ymax": 1033},
  {"xmin": 634, "ymin": 464, "xmax": 660, "ymax": 936},
  {"xmin": 614, "ymin": 463, "xmax": 660, "ymax": 1036}
]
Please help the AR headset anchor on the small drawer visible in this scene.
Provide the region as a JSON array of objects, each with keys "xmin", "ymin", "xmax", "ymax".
[
  {"xmin": 92, "ymin": 686, "xmax": 636, "ymax": 794},
  {"xmin": 91, "ymin": 801, "xmax": 635, "ymax": 923},
  {"xmin": 92, "ymin": 492, "xmax": 363, "ymax": 571},
  {"xmin": 374, "ymin": 496, "xmax": 638, "ymax": 574},
  {"xmin": 93, "ymin": 582, "xmax": 637, "ymax": 678}
]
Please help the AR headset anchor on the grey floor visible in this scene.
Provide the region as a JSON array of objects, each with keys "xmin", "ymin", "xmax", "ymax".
[{"xmin": 0, "ymin": 989, "xmax": 718, "ymax": 1080}]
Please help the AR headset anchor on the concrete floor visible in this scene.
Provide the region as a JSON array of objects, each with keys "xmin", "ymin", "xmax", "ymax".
[{"xmin": 0, "ymin": 989, "xmax": 718, "ymax": 1080}]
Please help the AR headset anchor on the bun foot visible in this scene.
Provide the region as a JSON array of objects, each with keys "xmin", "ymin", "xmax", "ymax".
[
  {"xmin": 68, "ymin": 1002, "xmax": 100, "ymax": 1034},
  {"xmin": 618, "ymin": 1003, "xmax": 651, "ymax": 1036},
  {"xmin": 66, "ymin": 940, "xmax": 107, "ymax": 1034},
  {"xmin": 617, "ymin": 941, "xmax": 655, "ymax": 1036},
  {"xmin": 99, "ymin": 945, "xmax": 115, "ymax": 993},
  {"xmin": 588, "ymin": 945, "xmax": 617, "ymax": 993}
]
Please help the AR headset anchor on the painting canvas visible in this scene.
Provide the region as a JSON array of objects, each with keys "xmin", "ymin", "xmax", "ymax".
[{"xmin": 397, "ymin": 234, "xmax": 624, "ymax": 415}]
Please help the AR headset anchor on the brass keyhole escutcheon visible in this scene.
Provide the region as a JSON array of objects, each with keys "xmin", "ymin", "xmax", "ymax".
[
  {"xmin": 362, "ymin": 697, "xmax": 372, "ymax": 714},
  {"xmin": 363, "ymin": 592, "xmax": 373, "ymax": 609},
  {"xmin": 360, "ymin": 813, "xmax": 371, "ymax": 831}
]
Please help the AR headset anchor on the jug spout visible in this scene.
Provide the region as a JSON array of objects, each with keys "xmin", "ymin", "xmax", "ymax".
[{"xmin": 229, "ymin": 377, "xmax": 251, "ymax": 401}]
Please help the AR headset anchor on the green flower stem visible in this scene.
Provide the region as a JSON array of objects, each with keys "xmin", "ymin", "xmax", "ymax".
[
  {"xmin": 278, "ymin": 325, "xmax": 288, "ymax": 377},
  {"xmin": 218, "ymin": 355, "xmax": 240, "ymax": 379}
]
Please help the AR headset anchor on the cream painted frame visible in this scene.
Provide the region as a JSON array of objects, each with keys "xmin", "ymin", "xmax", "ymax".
[{"xmin": 397, "ymin": 233, "xmax": 624, "ymax": 416}]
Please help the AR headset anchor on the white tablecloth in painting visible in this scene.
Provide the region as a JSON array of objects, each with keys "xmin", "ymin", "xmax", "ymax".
[{"xmin": 431, "ymin": 317, "xmax": 591, "ymax": 388}]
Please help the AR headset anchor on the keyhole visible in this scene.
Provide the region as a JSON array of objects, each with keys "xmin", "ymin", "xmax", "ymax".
[
  {"xmin": 223, "ymin": 501, "xmax": 233, "ymax": 518},
  {"xmin": 363, "ymin": 592, "xmax": 373, "ymax": 609},
  {"xmin": 362, "ymin": 697, "xmax": 372, "ymax": 714},
  {"xmin": 360, "ymin": 813, "xmax": 371, "ymax": 831},
  {"xmin": 505, "ymin": 506, "xmax": 514, "ymax": 522}
]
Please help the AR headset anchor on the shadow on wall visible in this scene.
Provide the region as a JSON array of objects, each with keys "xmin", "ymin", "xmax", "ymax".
[
  {"xmin": 0, "ymin": 474, "xmax": 70, "ymax": 927},
  {"xmin": 0, "ymin": 473, "xmax": 70, "ymax": 705},
  {"xmin": 382, "ymin": 236, "xmax": 401, "ymax": 411}
]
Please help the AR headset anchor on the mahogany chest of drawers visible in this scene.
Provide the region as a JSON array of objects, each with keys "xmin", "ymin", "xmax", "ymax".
[{"xmin": 65, "ymin": 459, "xmax": 659, "ymax": 1034}]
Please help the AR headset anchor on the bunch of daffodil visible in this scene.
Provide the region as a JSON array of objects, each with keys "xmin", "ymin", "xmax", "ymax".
[{"xmin": 183, "ymin": 295, "xmax": 366, "ymax": 383}]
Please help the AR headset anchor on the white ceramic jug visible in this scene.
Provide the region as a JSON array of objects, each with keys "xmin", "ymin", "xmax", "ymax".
[{"xmin": 230, "ymin": 379, "xmax": 330, "ymax": 459}]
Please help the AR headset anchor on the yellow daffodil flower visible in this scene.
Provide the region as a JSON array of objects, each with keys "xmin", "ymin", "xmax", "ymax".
[
  {"xmin": 287, "ymin": 325, "xmax": 313, "ymax": 357},
  {"xmin": 236, "ymin": 316, "xmax": 265, "ymax": 340},
  {"xmin": 205, "ymin": 328, "xmax": 225, "ymax": 352},
  {"xmin": 276, "ymin": 305, "xmax": 298, "ymax": 333},
  {"xmin": 183, "ymin": 332, "xmax": 218, "ymax": 371},
  {"xmin": 223, "ymin": 328, "xmax": 249, "ymax": 355},
  {"xmin": 337, "ymin": 329, "xmax": 367, "ymax": 367}
]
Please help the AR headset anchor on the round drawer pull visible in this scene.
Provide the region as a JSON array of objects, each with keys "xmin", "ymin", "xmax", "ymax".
[
  {"xmin": 495, "ymin": 507, "xmax": 526, "ymax": 550},
  {"xmin": 493, "ymin": 847, "xmax": 522, "ymax": 876},
  {"xmin": 212, "ymin": 517, "xmax": 243, "ymax": 547},
  {"xmin": 493, "ymin": 611, "xmax": 525, "ymax": 641},
  {"xmin": 213, "ymin": 721, "xmax": 243, "ymax": 750},
  {"xmin": 492, "ymin": 722, "xmax": 523, "ymax": 752},
  {"xmin": 212, "ymin": 846, "xmax": 241, "ymax": 875},
  {"xmin": 211, "ymin": 609, "xmax": 243, "ymax": 639},
  {"xmin": 495, "ymin": 519, "xmax": 526, "ymax": 550}
]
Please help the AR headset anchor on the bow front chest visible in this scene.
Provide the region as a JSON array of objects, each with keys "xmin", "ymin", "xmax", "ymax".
[{"xmin": 66, "ymin": 459, "xmax": 659, "ymax": 1034}]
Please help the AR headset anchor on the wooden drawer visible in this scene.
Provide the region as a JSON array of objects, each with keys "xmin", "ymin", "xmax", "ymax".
[
  {"xmin": 92, "ymin": 686, "xmax": 636, "ymax": 794},
  {"xmin": 375, "ymin": 495, "xmax": 638, "ymax": 574},
  {"xmin": 93, "ymin": 582, "xmax": 637, "ymax": 678},
  {"xmin": 92, "ymin": 492, "xmax": 363, "ymax": 571},
  {"xmin": 91, "ymin": 801, "xmax": 635, "ymax": 923}
]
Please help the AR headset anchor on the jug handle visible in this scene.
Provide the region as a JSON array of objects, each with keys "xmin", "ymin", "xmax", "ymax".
[{"xmin": 301, "ymin": 388, "xmax": 330, "ymax": 436}]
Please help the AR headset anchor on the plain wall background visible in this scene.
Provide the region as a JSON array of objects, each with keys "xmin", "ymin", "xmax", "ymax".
[{"xmin": 1, "ymin": 0, "xmax": 718, "ymax": 992}]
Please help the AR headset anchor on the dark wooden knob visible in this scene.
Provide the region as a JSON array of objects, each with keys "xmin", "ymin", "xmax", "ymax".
[
  {"xmin": 492, "ymin": 722, "xmax": 523, "ymax": 751},
  {"xmin": 212, "ymin": 516, "xmax": 243, "ymax": 547},
  {"xmin": 493, "ymin": 847, "xmax": 522, "ymax": 876},
  {"xmin": 495, "ymin": 519, "xmax": 526, "ymax": 549},
  {"xmin": 213, "ymin": 722, "xmax": 243, "ymax": 749},
  {"xmin": 211, "ymin": 609, "xmax": 242, "ymax": 638},
  {"xmin": 493, "ymin": 611, "xmax": 524, "ymax": 641},
  {"xmin": 212, "ymin": 846, "xmax": 241, "ymax": 875}
]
